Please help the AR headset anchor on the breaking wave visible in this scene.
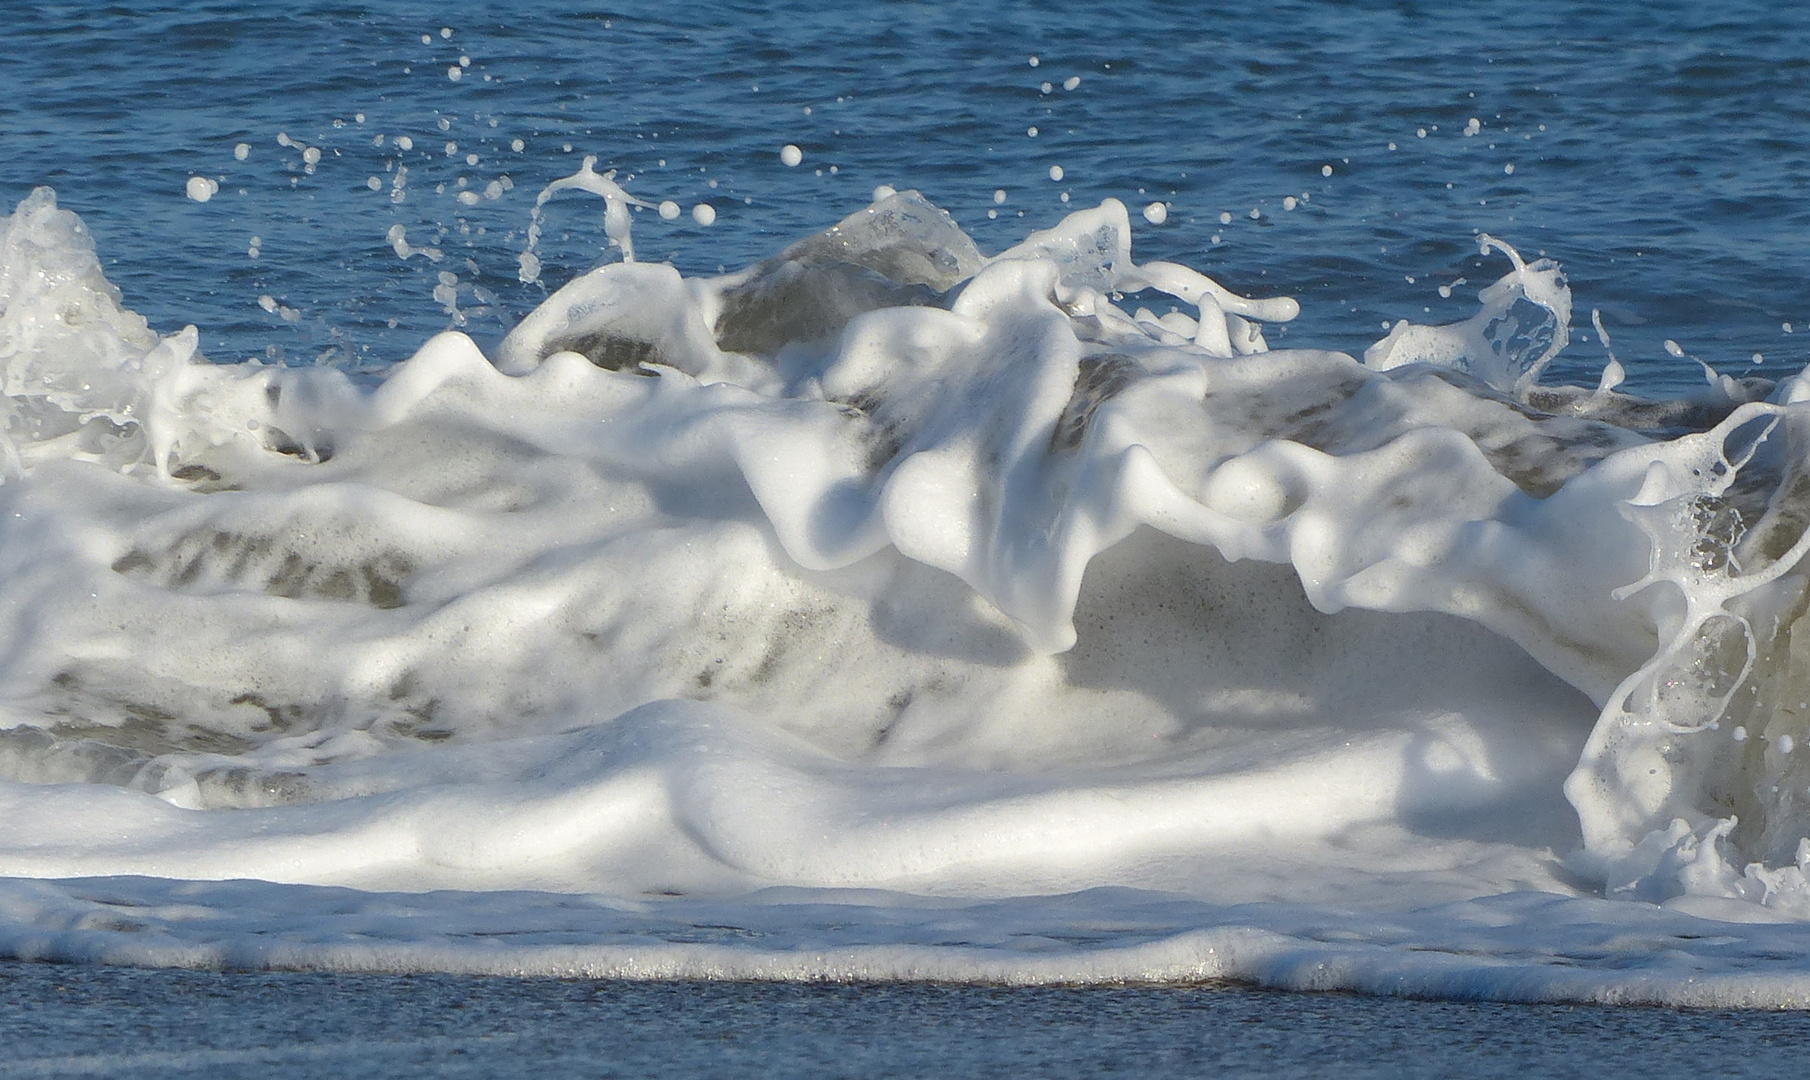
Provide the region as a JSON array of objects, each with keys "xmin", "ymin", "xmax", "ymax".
[{"xmin": 7, "ymin": 175, "xmax": 1810, "ymax": 1003}]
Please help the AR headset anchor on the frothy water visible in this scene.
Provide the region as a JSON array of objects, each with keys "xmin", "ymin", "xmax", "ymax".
[{"xmin": 7, "ymin": 0, "xmax": 1810, "ymax": 1008}]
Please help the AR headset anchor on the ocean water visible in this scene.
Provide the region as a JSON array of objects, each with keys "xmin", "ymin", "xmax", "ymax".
[
  {"xmin": 7, "ymin": 961, "xmax": 1810, "ymax": 1080},
  {"xmin": 7, "ymin": 0, "xmax": 1810, "ymax": 1036}
]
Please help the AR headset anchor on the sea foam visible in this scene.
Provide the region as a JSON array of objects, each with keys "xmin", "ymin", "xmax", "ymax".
[{"xmin": 4, "ymin": 181, "xmax": 1810, "ymax": 1003}]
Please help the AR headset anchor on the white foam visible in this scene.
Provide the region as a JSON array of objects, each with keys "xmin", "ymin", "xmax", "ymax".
[
  {"xmin": 0, "ymin": 186, "xmax": 1808, "ymax": 1001},
  {"xmin": 1364, "ymin": 235, "xmax": 1571, "ymax": 392},
  {"xmin": 6, "ymin": 879, "xmax": 1810, "ymax": 1006},
  {"xmin": 516, "ymin": 157, "xmax": 658, "ymax": 280}
]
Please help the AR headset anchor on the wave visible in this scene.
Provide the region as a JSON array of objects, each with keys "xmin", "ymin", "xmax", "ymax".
[{"xmin": 5, "ymin": 177, "xmax": 1810, "ymax": 1000}]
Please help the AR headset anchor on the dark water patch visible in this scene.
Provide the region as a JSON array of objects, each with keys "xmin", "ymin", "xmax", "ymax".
[{"xmin": 5, "ymin": 961, "xmax": 1810, "ymax": 1079}]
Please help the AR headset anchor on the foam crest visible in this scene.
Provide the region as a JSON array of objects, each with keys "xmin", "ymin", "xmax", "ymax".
[
  {"xmin": 1364, "ymin": 235, "xmax": 1571, "ymax": 393},
  {"xmin": 518, "ymin": 156, "xmax": 657, "ymax": 281},
  {"xmin": 7, "ymin": 184, "xmax": 1810, "ymax": 989}
]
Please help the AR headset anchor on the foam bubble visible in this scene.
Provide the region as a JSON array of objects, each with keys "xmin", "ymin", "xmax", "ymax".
[
  {"xmin": 185, "ymin": 176, "xmax": 219, "ymax": 203},
  {"xmin": 659, "ymin": 200, "xmax": 681, "ymax": 220},
  {"xmin": 692, "ymin": 202, "xmax": 716, "ymax": 225},
  {"xmin": 1142, "ymin": 201, "xmax": 1167, "ymax": 224},
  {"xmin": 233, "ymin": 143, "xmax": 250, "ymax": 161},
  {"xmin": 1048, "ymin": 165, "xmax": 1063, "ymax": 181},
  {"xmin": 780, "ymin": 144, "xmax": 803, "ymax": 167}
]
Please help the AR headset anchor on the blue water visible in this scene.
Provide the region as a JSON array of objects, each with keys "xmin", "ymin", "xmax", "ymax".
[
  {"xmin": 6, "ymin": 961, "xmax": 1810, "ymax": 1079},
  {"xmin": 8, "ymin": 0, "xmax": 1810, "ymax": 1063},
  {"xmin": 6, "ymin": 0, "xmax": 1809, "ymax": 392}
]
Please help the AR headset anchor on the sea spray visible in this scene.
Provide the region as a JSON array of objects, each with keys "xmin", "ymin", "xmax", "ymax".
[{"xmin": 518, "ymin": 156, "xmax": 657, "ymax": 283}]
